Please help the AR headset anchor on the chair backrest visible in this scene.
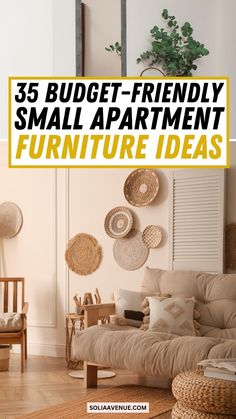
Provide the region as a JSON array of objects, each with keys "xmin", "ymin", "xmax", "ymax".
[{"xmin": 0, "ymin": 278, "xmax": 25, "ymax": 313}]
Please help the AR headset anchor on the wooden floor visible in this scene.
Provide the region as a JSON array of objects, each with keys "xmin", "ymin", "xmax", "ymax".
[{"xmin": 0, "ymin": 354, "xmax": 171, "ymax": 419}]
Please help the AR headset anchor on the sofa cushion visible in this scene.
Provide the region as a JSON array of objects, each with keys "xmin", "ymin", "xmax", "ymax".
[
  {"xmin": 75, "ymin": 324, "xmax": 236, "ymax": 379},
  {"xmin": 148, "ymin": 296, "xmax": 196, "ymax": 336},
  {"xmin": 141, "ymin": 268, "xmax": 236, "ymax": 337},
  {"xmin": 0, "ymin": 313, "xmax": 22, "ymax": 332}
]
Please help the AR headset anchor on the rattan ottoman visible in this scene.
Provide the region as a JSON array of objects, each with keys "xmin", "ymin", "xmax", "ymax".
[{"xmin": 172, "ymin": 370, "xmax": 236, "ymax": 418}]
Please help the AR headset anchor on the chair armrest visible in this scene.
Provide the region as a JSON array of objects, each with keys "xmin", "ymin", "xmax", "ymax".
[
  {"xmin": 21, "ymin": 302, "xmax": 29, "ymax": 317},
  {"xmin": 82, "ymin": 303, "xmax": 115, "ymax": 328}
]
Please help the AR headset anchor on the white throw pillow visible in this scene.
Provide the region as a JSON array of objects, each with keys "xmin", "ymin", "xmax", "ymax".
[
  {"xmin": 114, "ymin": 289, "xmax": 147, "ymax": 327},
  {"xmin": 148, "ymin": 296, "xmax": 196, "ymax": 336}
]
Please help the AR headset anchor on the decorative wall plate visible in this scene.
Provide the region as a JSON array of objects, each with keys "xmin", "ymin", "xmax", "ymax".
[
  {"xmin": 124, "ymin": 169, "xmax": 159, "ymax": 207},
  {"xmin": 0, "ymin": 202, "xmax": 23, "ymax": 238},
  {"xmin": 142, "ymin": 225, "xmax": 162, "ymax": 248},
  {"xmin": 65, "ymin": 233, "xmax": 102, "ymax": 275},
  {"xmin": 113, "ymin": 229, "xmax": 149, "ymax": 271},
  {"xmin": 104, "ymin": 206, "xmax": 133, "ymax": 239}
]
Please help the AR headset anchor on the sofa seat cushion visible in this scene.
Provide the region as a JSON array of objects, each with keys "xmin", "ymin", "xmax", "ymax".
[
  {"xmin": 0, "ymin": 313, "xmax": 22, "ymax": 332},
  {"xmin": 75, "ymin": 324, "xmax": 236, "ymax": 379}
]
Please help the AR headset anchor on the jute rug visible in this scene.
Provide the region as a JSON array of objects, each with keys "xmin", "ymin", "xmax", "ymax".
[{"xmin": 21, "ymin": 386, "xmax": 175, "ymax": 419}]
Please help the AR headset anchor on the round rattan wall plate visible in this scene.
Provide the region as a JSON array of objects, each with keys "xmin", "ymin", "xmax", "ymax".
[
  {"xmin": 142, "ymin": 225, "xmax": 162, "ymax": 248},
  {"xmin": 113, "ymin": 229, "xmax": 149, "ymax": 271},
  {"xmin": 124, "ymin": 169, "xmax": 159, "ymax": 207},
  {"xmin": 65, "ymin": 233, "xmax": 102, "ymax": 276},
  {"xmin": 0, "ymin": 202, "xmax": 23, "ymax": 239},
  {"xmin": 104, "ymin": 206, "xmax": 133, "ymax": 239}
]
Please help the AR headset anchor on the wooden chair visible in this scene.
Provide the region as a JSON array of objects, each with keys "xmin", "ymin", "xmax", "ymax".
[{"xmin": 0, "ymin": 278, "xmax": 28, "ymax": 372}]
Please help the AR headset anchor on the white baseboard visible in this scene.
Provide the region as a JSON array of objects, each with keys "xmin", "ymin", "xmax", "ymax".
[{"xmin": 12, "ymin": 342, "xmax": 66, "ymax": 358}]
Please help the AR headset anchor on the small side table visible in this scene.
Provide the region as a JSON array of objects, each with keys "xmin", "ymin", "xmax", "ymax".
[
  {"xmin": 66, "ymin": 313, "xmax": 84, "ymax": 369},
  {"xmin": 65, "ymin": 311, "xmax": 110, "ymax": 369}
]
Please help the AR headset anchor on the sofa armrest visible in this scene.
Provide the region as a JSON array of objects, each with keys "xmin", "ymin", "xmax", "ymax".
[{"xmin": 82, "ymin": 303, "xmax": 115, "ymax": 328}]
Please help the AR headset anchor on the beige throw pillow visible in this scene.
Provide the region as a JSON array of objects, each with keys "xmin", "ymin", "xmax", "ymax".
[{"xmin": 148, "ymin": 296, "xmax": 196, "ymax": 336}]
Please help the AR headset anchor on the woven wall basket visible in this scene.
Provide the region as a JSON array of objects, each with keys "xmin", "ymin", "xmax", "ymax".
[
  {"xmin": 104, "ymin": 207, "xmax": 133, "ymax": 239},
  {"xmin": 225, "ymin": 223, "xmax": 236, "ymax": 270},
  {"xmin": 113, "ymin": 229, "xmax": 149, "ymax": 271},
  {"xmin": 124, "ymin": 169, "xmax": 159, "ymax": 207},
  {"xmin": 65, "ymin": 233, "xmax": 102, "ymax": 276},
  {"xmin": 142, "ymin": 225, "xmax": 162, "ymax": 248},
  {"xmin": 0, "ymin": 202, "xmax": 23, "ymax": 239}
]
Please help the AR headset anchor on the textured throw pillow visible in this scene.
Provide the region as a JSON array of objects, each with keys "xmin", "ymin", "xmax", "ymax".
[
  {"xmin": 141, "ymin": 293, "xmax": 171, "ymax": 331},
  {"xmin": 147, "ymin": 296, "xmax": 196, "ymax": 336},
  {"xmin": 114, "ymin": 289, "xmax": 148, "ymax": 327}
]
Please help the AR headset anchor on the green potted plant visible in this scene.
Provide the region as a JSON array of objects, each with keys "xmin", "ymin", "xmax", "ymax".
[
  {"xmin": 105, "ymin": 42, "xmax": 122, "ymax": 57},
  {"xmin": 137, "ymin": 9, "xmax": 209, "ymax": 76}
]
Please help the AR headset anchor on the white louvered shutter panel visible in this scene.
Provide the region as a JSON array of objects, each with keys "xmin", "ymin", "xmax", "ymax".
[{"xmin": 169, "ymin": 169, "xmax": 225, "ymax": 273}]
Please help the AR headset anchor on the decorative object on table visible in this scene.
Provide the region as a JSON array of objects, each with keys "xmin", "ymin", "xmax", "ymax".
[
  {"xmin": 82, "ymin": 292, "xmax": 93, "ymax": 305},
  {"xmin": 137, "ymin": 9, "xmax": 209, "ymax": 76},
  {"xmin": 73, "ymin": 288, "xmax": 102, "ymax": 315},
  {"xmin": 142, "ymin": 225, "xmax": 162, "ymax": 248},
  {"xmin": 225, "ymin": 223, "xmax": 236, "ymax": 270},
  {"xmin": 113, "ymin": 229, "xmax": 149, "ymax": 270},
  {"xmin": 104, "ymin": 206, "xmax": 133, "ymax": 239},
  {"xmin": 0, "ymin": 202, "xmax": 23, "ymax": 238},
  {"xmin": 124, "ymin": 169, "xmax": 159, "ymax": 207},
  {"xmin": 172, "ymin": 369, "xmax": 236, "ymax": 418},
  {"xmin": 94, "ymin": 288, "xmax": 102, "ymax": 304},
  {"xmin": 65, "ymin": 233, "xmax": 102, "ymax": 275},
  {"xmin": 73, "ymin": 295, "xmax": 82, "ymax": 315}
]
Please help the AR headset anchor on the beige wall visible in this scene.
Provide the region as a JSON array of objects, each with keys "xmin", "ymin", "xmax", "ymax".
[
  {"xmin": 0, "ymin": 143, "xmax": 68, "ymax": 356},
  {"xmin": 83, "ymin": 0, "xmax": 121, "ymax": 76},
  {"xmin": 0, "ymin": 0, "xmax": 76, "ymax": 355},
  {"xmin": 0, "ymin": 0, "xmax": 76, "ymax": 139},
  {"xmin": 126, "ymin": 0, "xmax": 236, "ymax": 138},
  {"xmin": 68, "ymin": 168, "xmax": 169, "ymax": 306}
]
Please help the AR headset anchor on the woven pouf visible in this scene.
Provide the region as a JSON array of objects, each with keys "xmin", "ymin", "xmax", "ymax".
[
  {"xmin": 172, "ymin": 401, "xmax": 232, "ymax": 418},
  {"xmin": 172, "ymin": 370, "xmax": 236, "ymax": 417}
]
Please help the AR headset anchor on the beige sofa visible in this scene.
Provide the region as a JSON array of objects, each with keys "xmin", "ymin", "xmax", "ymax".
[{"xmin": 75, "ymin": 268, "xmax": 236, "ymax": 387}]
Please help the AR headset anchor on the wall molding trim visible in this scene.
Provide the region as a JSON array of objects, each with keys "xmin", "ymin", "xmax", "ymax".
[
  {"xmin": 13, "ymin": 342, "xmax": 66, "ymax": 358},
  {"xmin": 28, "ymin": 169, "xmax": 58, "ymax": 329},
  {"xmin": 65, "ymin": 168, "xmax": 70, "ymax": 314}
]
